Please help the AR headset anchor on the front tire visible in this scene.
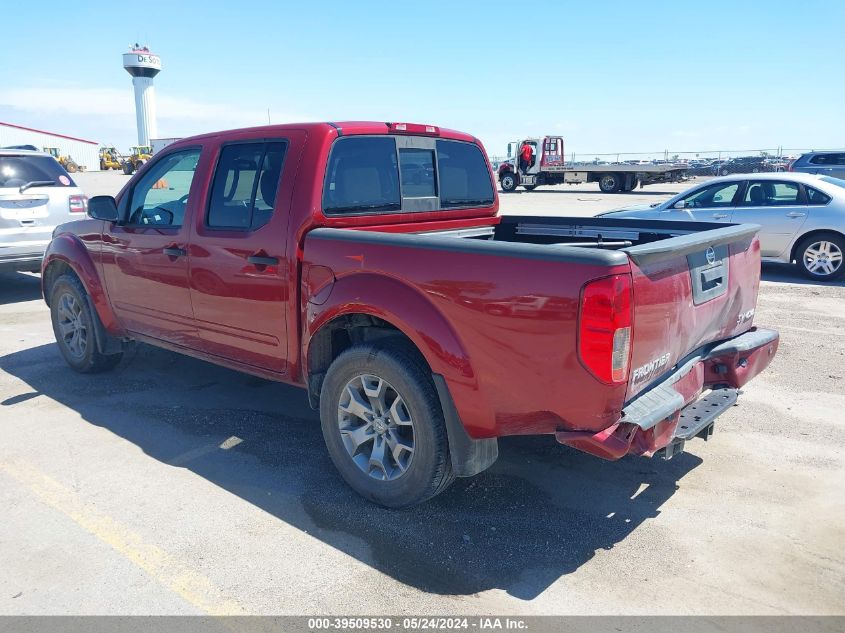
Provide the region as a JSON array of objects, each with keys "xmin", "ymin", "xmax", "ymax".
[
  {"xmin": 319, "ymin": 342, "xmax": 454, "ymax": 508},
  {"xmin": 500, "ymin": 171, "xmax": 518, "ymax": 193},
  {"xmin": 50, "ymin": 274, "xmax": 123, "ymax": 373},
  {"xmin": 795, "ymin": 233, "xmax": 845, "ymax": 281}
]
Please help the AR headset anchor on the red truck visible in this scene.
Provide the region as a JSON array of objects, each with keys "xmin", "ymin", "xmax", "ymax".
[{"xmin": 41, "ymin": 121, "xmax": 779, "ymax": 507}]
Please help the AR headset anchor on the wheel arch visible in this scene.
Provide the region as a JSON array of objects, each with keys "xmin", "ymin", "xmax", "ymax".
[
  {"xmin": 41, "ymin": 234, "xmax": 124, "ymax": 336},
  {"xmin": 788, "ymin": 227, "xmax": 845, "ymax": 264},
  {"xmin": 303, "ymin": 272, "xmax": 480, "ymax": 418},
  {"xmin": 304, "ymin": 275, "xmax": 497, "ymax": 477}
]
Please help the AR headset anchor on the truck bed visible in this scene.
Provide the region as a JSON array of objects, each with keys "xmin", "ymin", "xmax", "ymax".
[{"xmin": 303, "ymin": 215, "xmax": 767, "ymax": 449}]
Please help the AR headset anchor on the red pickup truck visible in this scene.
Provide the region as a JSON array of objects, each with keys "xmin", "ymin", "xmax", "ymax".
[{"xmin": 41, "ymin": 121, "xmax": 779, "ymax": 507}]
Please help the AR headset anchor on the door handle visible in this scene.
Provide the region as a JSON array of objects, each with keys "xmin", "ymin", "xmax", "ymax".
[
  {"xmin": 248, "ymin": 254, "xmax": 279, "ymax": 266},
  {"xmin": 712, "ymin": 213, "xmax": 729, "ymax": 219},
  {"xmin": 786, "ymin": 212, "xmax": 806, "ymax": 218},
  {"xmin": 163, "ymin": 246, "xmax": 187, "ymax": 257}
]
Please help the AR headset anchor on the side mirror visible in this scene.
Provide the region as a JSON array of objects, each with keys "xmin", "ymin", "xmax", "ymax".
[
  {"xmin": 88, "ymin": 195, "xmax": 119, "ymax": 221},
  {"xmin": 673, "ymin": 200, "xmax": 688, "ymax": 209}
]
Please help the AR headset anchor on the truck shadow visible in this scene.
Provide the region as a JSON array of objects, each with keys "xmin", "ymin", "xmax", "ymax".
[
  {"xmin": 0, "ymin": 342, "xmax": 701, "ymax": 600},
  {"xmin": 0, "ymin": 272, "xmax": 42, "ymax": 305}
]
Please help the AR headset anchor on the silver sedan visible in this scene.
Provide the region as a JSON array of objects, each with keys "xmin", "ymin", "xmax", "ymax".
[{"xmin": 600, "ymin": 172, "xmax": 845, "ymax": 281}]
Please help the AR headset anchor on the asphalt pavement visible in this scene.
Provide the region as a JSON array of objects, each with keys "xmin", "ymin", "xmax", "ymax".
[{"xmin": 1, "ymin": 172, "xmax": 842, "ymax": 615}]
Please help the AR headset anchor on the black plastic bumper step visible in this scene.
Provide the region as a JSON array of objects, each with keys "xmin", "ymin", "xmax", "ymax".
[{"xmin": 674, "ymin": 387, "xmax": 738, "ymax": 441}]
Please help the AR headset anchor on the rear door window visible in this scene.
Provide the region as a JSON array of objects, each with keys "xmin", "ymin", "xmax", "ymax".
[
  {"xmin": 207, "ymin": 141, "xmax": 288, "ymax": 230},
  {"xmin": 742, "ymin": 181, "xmax": 800, "ymax": 206},
  {"xmin": 436, "ymin": 140, "xmax": 495, "ymax": 209}
]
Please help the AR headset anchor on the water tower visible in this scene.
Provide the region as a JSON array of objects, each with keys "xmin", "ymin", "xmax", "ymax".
[{"xmin": 123, "ymin": 44, "xmax": 161, "ymax": 146}]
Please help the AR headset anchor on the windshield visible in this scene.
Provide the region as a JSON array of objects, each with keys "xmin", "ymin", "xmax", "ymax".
[
  {"xmin": 819, "ymin": 176, "xmax": 845, "ymax": 190},
  {"xmin": 0, "ymin": 155, "xmax": 74, "ymax": 188}
]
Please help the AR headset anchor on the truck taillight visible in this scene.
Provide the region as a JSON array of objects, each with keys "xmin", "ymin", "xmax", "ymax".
[
  {"xmin": 69, "ymin": 194, "xmax": 88, "ymax": 214},
  {"xmin": 578, "ymin": 274, "xmax": 633, "ymax": 384}
]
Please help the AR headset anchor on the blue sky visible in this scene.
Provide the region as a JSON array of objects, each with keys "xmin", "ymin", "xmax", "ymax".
[{"xmin": 1, "ymin": 0, "xmax": 842, "ymax": 158}]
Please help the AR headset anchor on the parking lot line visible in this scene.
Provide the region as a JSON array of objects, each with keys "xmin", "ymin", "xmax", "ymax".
[{"xmin": 0, "ymin": 459, "xmax": 248, "ymax": 616}]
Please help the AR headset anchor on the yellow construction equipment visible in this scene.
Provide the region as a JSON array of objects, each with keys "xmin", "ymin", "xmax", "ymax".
[
  {"xmin": 99, "ymin": 146, "xmax": 123, "ymax": 170},
  {"xmin": 121, "ymin": 145, "xmax": 152, "ymax": 175},
  {"xmin": 43, "ymin": 147, "xmax": 84, "ymax": 173}
]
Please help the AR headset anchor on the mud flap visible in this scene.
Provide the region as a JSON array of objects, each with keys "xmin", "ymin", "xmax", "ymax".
[{"xmin": 432, "ymin": 374, "xmax": 498, "ymax": 477}]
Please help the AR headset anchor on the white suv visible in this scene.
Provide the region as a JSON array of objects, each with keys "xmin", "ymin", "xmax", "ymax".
[{"xmin": 0, "ymin": 149, "xmax": 88, "ymax": 273}]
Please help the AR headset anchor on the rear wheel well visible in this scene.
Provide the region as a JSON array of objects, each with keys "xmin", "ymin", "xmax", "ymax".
[
  {"xmin": 306, "ymin": 314, "xmax": 426, "ymax": 408},
  {"xmin": 790, "ymin": 229, "xmax": 845, "ymax": 263},
  {"xmin": 43, "ymin": 261, "xmax": 78, "ymax": 306}
]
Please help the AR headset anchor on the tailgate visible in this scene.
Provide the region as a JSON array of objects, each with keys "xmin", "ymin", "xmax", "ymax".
[{"xmin": 623, "ymin": 223, "xmax": 762, "ymax": 400}]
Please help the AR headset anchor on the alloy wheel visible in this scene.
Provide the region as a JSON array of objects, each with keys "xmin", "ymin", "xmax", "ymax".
[
  {"xmin": 57, "ymin": 292, "xmax": 88, "ymax": 359},
  {"xmin": 337, "ymin": 374, "xmax": 415, "ymax": 481},
  {"xmin": 803, "ymin": 240, "xmax": 843, "ymax": 276}
]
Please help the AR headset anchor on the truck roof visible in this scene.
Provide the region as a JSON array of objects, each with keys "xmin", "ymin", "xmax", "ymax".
[{"xmin": 165, "ymin": 121, "xmax": 480, "ymax": 146}]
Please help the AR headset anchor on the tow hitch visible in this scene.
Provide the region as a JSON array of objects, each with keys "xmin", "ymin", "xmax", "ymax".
[{"xmin": 657, "ymin": 387, "xmax": 739, "ymax": 459}]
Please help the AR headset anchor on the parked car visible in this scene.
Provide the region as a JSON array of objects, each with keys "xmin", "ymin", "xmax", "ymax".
[
  {"xmin": 789, "ymin": 151, "xmax": 845, "ymax": 179},
  {"xmin": 600, "ymin": 172, "xmax": 845, "ymax": 280},
  {"xmin": 41, "ymin": 121, "xmax": 778, "ymax": 507},
  {"xmin": 716, "ymin": 156, "xmax": 770, "ymax": 176},
  {"xmin": 0, "ymin": 149, "xmax": 88, "ymax": 273}
]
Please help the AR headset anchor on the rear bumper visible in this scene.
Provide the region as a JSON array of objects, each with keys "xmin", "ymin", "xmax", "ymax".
[{"xmin": 556, "ymin": 328, "xmax": 779, "ymax": 460}]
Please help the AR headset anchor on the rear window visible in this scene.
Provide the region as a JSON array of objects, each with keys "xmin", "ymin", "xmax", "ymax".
[
  {"xmin": 436, "ymin": 140, "xmax": 495, "ymax": 209},
  {"xmin": 819, "ymin": 176, "xmax": 845, "ymax": 190},
  {"xmin": 323, "ymin": 137, "xmax": 401, "ymax": 215},
  {"xmin": 0, "ymin": 155, "xmax": 74, "ymax": 188},
  {"xmin": 322, "ymin": 136, "xmax": 493, "ymax": 215}
]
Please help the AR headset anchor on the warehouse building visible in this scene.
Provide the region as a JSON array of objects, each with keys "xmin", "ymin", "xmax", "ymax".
[{"xmin": 0, "ymin": 121, "xmax": 100, "ymax": 172}]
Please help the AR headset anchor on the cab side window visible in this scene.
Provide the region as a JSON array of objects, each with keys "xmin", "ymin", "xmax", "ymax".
[
  {"xmin": 207, "ymin": 141, "xmax": 287, "ymax": 230},
  {"xmin": 127, "ymin": 149, "xmax": 200, "ymax": 227},
  {"xmin": 679, "ymin": 182, "xmax": 739, "ymax": 208}
]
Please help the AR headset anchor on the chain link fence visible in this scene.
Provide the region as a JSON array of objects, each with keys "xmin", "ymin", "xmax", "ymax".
[{"xmin": 489, "ymin": 147, "xmax": 845, "ymax": 176}]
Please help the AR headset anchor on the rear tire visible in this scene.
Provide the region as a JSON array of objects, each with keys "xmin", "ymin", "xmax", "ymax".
[
  {"xmin": 50, "ymin": 274, "xmax": 123, "ymax": 373},
  {"xmin": 500, "ymin": 171, "xmax": 518, "ymax": 193},
  {"xmin": 319, "ymin": 341, "xmax": 454, "ymax": 508},
  {"xmin": 795, "ymin": 233, "xmax": 845, "ymax": 281},
  {"xmin": 598, "ymin": 173, "xmax": 622, "ymax": 193}
]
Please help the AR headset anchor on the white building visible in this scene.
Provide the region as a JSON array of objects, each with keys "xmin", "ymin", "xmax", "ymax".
[{"xmin": 0, "ymin": 121, "xmax": 100, "ymax": 172}]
